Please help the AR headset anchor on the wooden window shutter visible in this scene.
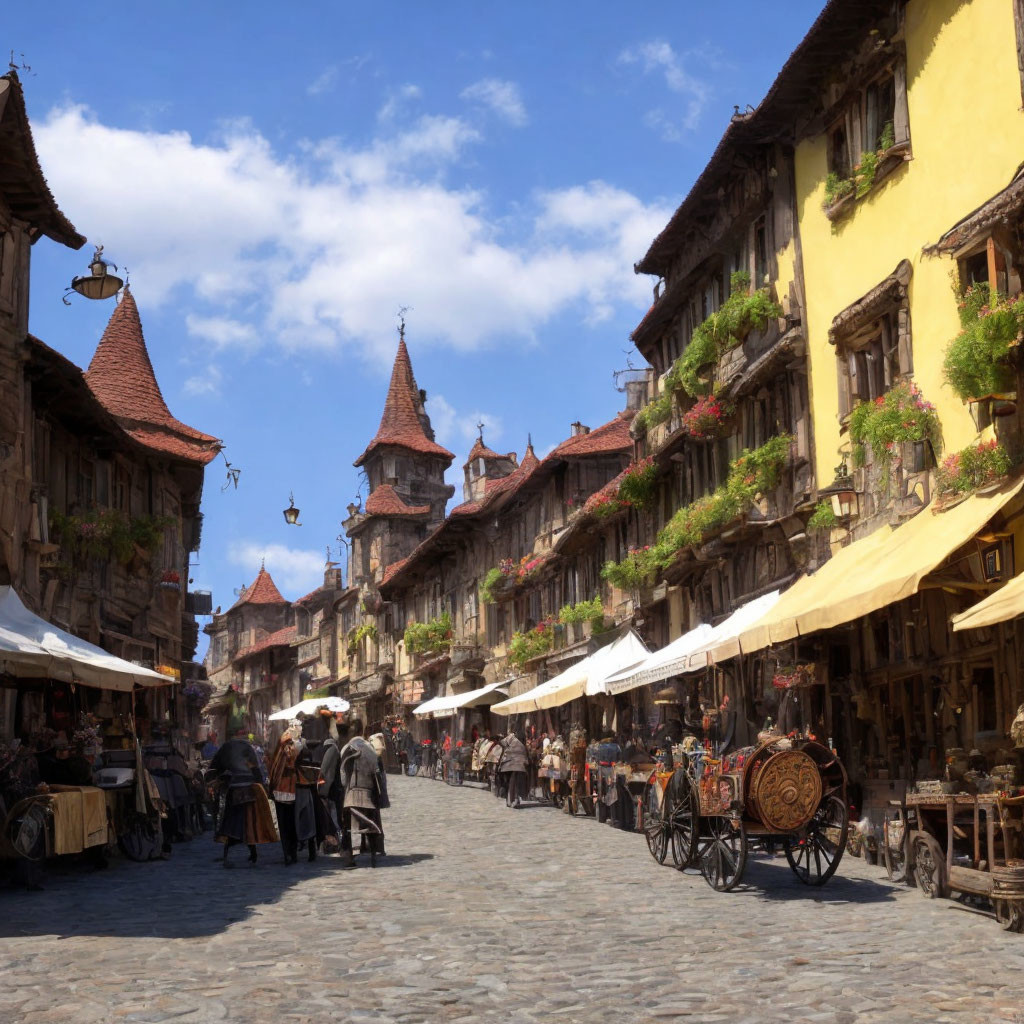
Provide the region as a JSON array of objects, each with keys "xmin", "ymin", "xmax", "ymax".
[
  {"xmin": 987, "ymin": 237, "xmax": 1007, "ymax": 297},
  {"xmin": 893, "ymin": 61, "xmax": 910, "ymax": 146},
  {"xmin": 897, "ymin": 308, "xmax": 913, "ymax": 375}
]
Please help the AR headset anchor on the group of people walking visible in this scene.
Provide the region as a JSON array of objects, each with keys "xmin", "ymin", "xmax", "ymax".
[{"xmin": 209, "ymin": 717, "xmax": 387, "ymax": 868}]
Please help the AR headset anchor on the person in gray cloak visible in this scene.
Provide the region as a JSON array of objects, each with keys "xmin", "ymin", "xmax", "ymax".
[{"xmin": 339, "ymin": 719, "xmax": 386, "ymax": 868}]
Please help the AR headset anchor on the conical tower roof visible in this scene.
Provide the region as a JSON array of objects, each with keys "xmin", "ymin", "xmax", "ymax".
[
  {"xmin": 85, "ymin": 289, "xmax": 221, "ymax": 465},
  {"xmin": 230, "ymin": 565, "xmax": 287, "ymax": 609},
  {"xmin": 354, "ymin": 336, "xmax": 454, "ymax": 467}
]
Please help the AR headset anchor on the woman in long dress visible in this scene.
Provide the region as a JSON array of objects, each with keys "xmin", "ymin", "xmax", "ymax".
[{"xmin": 211, "ymin": 728, "xmax": 277, "ymax": 866}]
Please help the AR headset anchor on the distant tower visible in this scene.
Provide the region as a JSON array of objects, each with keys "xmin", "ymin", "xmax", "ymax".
[{"xmin": 346, "ymin": 326, "xmax": 455, "ymax": 583}]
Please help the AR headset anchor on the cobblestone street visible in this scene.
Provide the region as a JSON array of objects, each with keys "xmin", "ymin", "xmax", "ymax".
[{"xmin": 0, "ymin": 774, "xmax": 1022, "ymax": 1024}]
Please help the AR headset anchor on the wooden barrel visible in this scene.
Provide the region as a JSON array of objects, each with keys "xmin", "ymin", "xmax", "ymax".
[
  {"xmin": 992, "ymin": 861, "xmax": 1024, "ymax": 900},
  {"xmin": 747, "ymin": 748, "xmax": 822, "ymax": 832}
]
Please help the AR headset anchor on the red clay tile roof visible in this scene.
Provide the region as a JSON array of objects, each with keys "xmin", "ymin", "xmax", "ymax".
[
  {"xmin": 548, "ymin": 411, "xmax": 634, "ymax": 459},
  {"xmin": 294, "ymin": 587, "xmax": 321, "ymax": 605},
  {"xmin": 380, "ymin": 558, "xmax": 410, "ymax": 586},
  {"xmin": 0, "ymin": 72, "xmax": 84, "ymax": 249},
  {"xmin": 231, "ymin": 566, "xmax": 287, "ymax": 609},
  {"xmin": 465, "ymin": 436, "xmax": 515, "ymax": 465},
  {"xmin": 234, "ymin": 625, "xmax": 297, "ymax": 661},
  {"xmin": 582, "ymin": 467, "xmax": 629, "ymax": 513},
  {"xmin": 85, "ymin": 290, "xmax": 221, "ymax": 466},
  {"xmin": 354, "ymin": 337, "xmax": 454, "ymax": 467},
  {"xmin": 364, "ymin": 484, "xmax": 431, "ymax": 518}
]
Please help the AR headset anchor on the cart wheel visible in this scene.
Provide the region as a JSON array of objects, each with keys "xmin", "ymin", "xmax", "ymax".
[
  {"xmin": 912, "ymin": 835, "xmax": 946, "ymax": 899},
  {"xmin": 667, "ymin": 770, "xmax": 699, "ymax": 870},
  {"xmin": 785, "ymin": 794, "xmax": 849, "ymax": 886},
  {"xmin": 994, "ymin": 899, "xmax": 1024, "ymax": 932},
  {"xmin": 118, "ymin": 817, "xmax": 163, "ymax": 862},
  {"xmin": 696, "ymin": 816, "xmax": 746, "ymax": 891},
  {"xmin": 641, "ymin": 777, "xmax": 668, "ymax": 864}
]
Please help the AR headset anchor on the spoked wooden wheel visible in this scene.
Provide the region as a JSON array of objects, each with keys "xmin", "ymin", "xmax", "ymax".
[
  {"xmin": 785, "ymin": 793, "xmax": 849, "ymax": 886},
  {"xmin": 642, "ymin": 776, "xmax": 668, "ymax": 864},
  {"xmin": 697, "ymin": 815, "xmax": 747, "ymax": 891},
  {"xmin": 913, "ymin": 835, "xmax": 947, "ymax": 899},
  {"xmin": 667, "ymin": 770, "xmax": 699, "ymax": 870}
]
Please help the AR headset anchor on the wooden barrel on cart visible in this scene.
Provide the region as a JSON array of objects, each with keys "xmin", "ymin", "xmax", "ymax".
[
  {"xmin": 744, "ymin": 747, "xmax": 823, "ymax": 833},
  {"xmin": 992, "ymin": 861, "xmax": 1024, "ymax": 932}
]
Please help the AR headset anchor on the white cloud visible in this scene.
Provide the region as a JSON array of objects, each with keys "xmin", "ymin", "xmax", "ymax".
[
  {"xmin": 228, "ymin": 541, "xmax": 324, "ymax": 595},
  {"xmin": 35, "ymin": 104, "xmax": 669, "ymax": 365},
  {"xmin": 431, "ymin": 393, "xmax": 504, "ymax": 453},
  {"xmin": 183, "ymin": 364, "xmax": 222, "ymax": 397},
  {"xmin": 619, "ymin": 40, "xmax": 712, "ymax": 135},
  {"xmin": 185, "ymin": 314, "xmax": 258, "ymax": 350},
  {"xmin": 378, "ymin": 83, "xmax": 422, "ymax": 122},
  {"xmin": 460, "ymin": 78, "xmax": 527, "ymax": 126},
  {"xmin": 307, "ymin": 66, "xmax": 339, "ymax": 96}
]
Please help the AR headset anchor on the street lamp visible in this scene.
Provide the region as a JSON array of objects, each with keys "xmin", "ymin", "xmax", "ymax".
[
  {"xmin": 64, "ymin": 245, "xmax": 123, "ymax": 303},
  {"xmin": 283, "ymin": 492, "xmax": 301, "ymax": 526}
]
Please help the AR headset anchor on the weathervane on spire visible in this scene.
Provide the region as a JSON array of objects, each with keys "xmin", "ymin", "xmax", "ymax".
[
  {"xmin": 476, "ymin": 420, "xmax": 485, "ymax": 441},
  {"xmin": 397, "ymin": 305, "xmax": 412, "ymax": 341}
]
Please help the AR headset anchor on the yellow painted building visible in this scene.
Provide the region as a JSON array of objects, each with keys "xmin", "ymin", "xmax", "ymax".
[{"xmin": 794, "ymin": 0, "xmax": 1024, "ymax": 489}]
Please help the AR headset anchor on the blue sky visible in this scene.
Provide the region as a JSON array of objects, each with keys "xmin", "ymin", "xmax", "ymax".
[{"xmin": 7, "ymin": 1, "xmax": 821, "ymax": 636}]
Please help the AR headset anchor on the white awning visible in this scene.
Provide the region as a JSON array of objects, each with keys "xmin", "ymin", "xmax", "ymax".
[
  {"xmin": 268, "ymin": 695, "xmax": 351, "ymax": 721},
  {"xmin": 701, "ymin": 589, "xmax": 783, "ymax": 664},
  {"xmin": 491, "ymin": 631, "xmax": 649, "ymax": 715},
  {"xmin": 413, "ymin": 680, "xmax": 510, "ymax": 718},
  {"xmin": 604, "ymin": 623, "xmax": 715, "ymax": 694},
  {"xmin": 0, "ymin": 585, "xmax": 170, "ymax": 692}
]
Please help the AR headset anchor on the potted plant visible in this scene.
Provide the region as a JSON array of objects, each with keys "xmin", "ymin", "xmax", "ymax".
[{"xmin": 158, "ymin": 569, "xmax": 181, "ymax": 591}]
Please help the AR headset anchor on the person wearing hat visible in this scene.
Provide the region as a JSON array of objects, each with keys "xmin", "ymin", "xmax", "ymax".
[
  {"xmin": 210, "ymin": 726, "xmax": 277, "ymax": 866},
  {"xmin": 338, "ymin": 719, "xmax": 386, "ymax": 867},
  {"xmin": 268, "ymin": 721, "xmax": 327, "ymax": 865}
]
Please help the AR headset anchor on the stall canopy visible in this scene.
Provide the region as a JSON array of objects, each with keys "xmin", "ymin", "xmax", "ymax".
[
  {"xmin": 717, "ymin": 477, "xmax": 1024, "ymax": 658},
  {"xmin": 0, "ymin": 585, "xmax": 169, "ymax": 692},
  {"xmin": 268, "ymin": 695, "xmax": 350, "ymax": 721},
  {"xmin": 951, "ymin": 570, "xmax": 1024, "ymax": 632},
  {"xmin": 491, "ymin": 631, "xmax": 649, "ymax": 715},
  {"xmin": 605, "ymin": 624, "xmax": 714, "ymax": 695},
  {"xmin": 413, "ymin": 679, "xmax": 509, "ymax": 718}
]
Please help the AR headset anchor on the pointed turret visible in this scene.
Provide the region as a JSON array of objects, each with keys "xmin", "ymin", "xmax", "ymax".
[
  {"xmin": 353, "ymin": 335, "xmax": 454, "ymax": 468},
  {"xmin": 85, "ymin": 289, "xmax": 221, "ymax": 465},
  {"xmin": 462, "ymin": 430, "xmax": 518, "ymax": 502},
  {"xmin": 230, "ymin": 564, "xmax": 287, "ymax": 610}
]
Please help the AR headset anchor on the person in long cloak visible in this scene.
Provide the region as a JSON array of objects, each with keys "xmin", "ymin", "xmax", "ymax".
[
  {"xmin": 339, "ymin": 719, "xmax": 385, "ymax": 868},
  {"xmin": 210, "ymin": 728, "xmax": 277, "ymax": 866}
]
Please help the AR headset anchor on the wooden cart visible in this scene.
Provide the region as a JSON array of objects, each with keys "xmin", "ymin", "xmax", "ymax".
[
  {"xmin": 885, "ymin": 792, "xmax": 1024, "ymax": 932},
  {"xmin": 642, "ymin": 739, "xmax": 849, "ymax": 891}
]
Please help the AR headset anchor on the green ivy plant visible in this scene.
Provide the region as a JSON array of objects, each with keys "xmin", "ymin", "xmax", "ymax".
[
  {"xmin": 479, "ymin": 567, "xmax": 505, "ymax": 605},
  {"xmin": 404, "ymin": 611, "xmax": 452, "ymax": 655},
  {"xmin": 601, "ymin": 434, "xmax": 792, "ymax": 588},
  {"xmin": 807, "ymin": 500, "xmax": 839, "ymax": 533},
  {"xmin": 49, "ymin": 508, "xmax": 174, "ymax": 566},
  {"xmin": 634, "ymin": 272, "xmax": 783, "ymax": 434},
  {"xmin": 557, "ymin": 597, "xmax": 604, "ymax": 633},
  {"xmin": 849, "ymin": 380, "xmax": 941, "ymax": 480},
  {"xmin": 347, "ymin": 622, "xmax": 378, "ymax": 652},
  {"xmin": 942, "ymin": 283, "xmax": 1022, "ymax": 402},
  {"xmin": 508, "ymin": 622, "xmax": 554, "ymax": 667}
]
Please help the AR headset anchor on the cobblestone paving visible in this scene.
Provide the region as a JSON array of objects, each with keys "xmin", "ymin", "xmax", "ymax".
[{"xmin": 0, "ymin": 775, "xmax": 1022, "ymax": 1024}]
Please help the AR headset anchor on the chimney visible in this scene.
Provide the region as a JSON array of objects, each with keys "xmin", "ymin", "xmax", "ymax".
[{"xmin": 570, "ymin": 421, "xmax": 590, "ymax": 437}]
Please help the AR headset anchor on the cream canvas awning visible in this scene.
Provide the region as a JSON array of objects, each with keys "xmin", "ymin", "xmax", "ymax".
[
  {"xmin": 718, "ymin": 477, "xmax": 1024, "ymax": 658},
  {"xmin": 0, "ymin": 585, "xmax": 170, "ymax": 692},
  {"xmin": 605, "ymin": 624, "xmax": 714, "ymax": 695},
  {"xmin": 491, "ymin": 631, "xmax": 648, "ymax": 715},
  {"xmin": 951, "ymin": 571, "xmax": 1024, "ymax": 632},
  {"xmin": 415, "ymin": 680, "xmax": 510, "ymax": 718},
  {"xmin": 268, "ymin": 696, "xmax": 350, "ymax": 721}
]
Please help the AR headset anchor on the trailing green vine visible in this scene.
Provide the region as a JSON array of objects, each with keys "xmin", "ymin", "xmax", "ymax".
[
  {"xmin": 601, "ymin": 434, "xmax": 792, "ymax": 588},
  {"xmin": 508, "ymin": 621, "xmax": 554, "ymax": 668},
  {"xmin": 49, "ymin": 508, "xmax": 174, "ymax": 566},
  {"xmin": 404, "ymin": 611, "xmax": 452, "ymax": 655},
  {"xmin": 347, "ymin": 622, "xmax": 378, "ymax": 652},
  {"xmin": 807, "ymin": 500, "xmax": 839, "ymax": 533},
  {"xmin": 942, "ymin": 283, "xmax": 1022, "ymax": 402},
  {"xmin": 849, "ymin": 380, "xmax": 941, "ymax": 479}
]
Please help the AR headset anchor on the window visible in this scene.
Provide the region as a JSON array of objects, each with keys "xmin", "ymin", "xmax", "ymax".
[
  {"xmin": 753, "ymin": 216, "xmax": 768, "ymax": 288},
  {"xmin": 825, "ymin": 61, "xmax": 909, "ymax": 189},
  {"xmin": 831, "ymin": 261, "xmax": 913, "ymax": 419}
]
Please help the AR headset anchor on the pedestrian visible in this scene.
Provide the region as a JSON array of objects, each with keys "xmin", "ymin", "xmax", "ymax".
[
  {"xmin": 200, "ymin": 731, "xmax": 220, "ymax": 761},
  {"xmin": 484, "ymin": 732, "xmax": 504, "ymax": 796},
  {"xmin": 317, "ymin": 718, "xmax": 348, "ymax": 855},
  {"xmin": 210, "ymin": 727, "xmax": 277, "ymax": 867},
  {"xmin": 268, "ymin": 722, "xmax": 327, "ymax": 865},
  {"xmin": 339, "ymin": 719, "xmax": 386, "ymax": 868},
  {"xmin": 499, "ymin": 729, "xmax": 529, "ymax": 808}
]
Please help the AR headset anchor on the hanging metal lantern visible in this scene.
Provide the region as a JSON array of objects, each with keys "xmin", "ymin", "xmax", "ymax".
[
  {"xmin": 283, "ymin": 492, "xmax": 301, "ymax": 526},
  {"xmin": 64, "ymin": 245, "xmax": 123, "ymax": 303}
]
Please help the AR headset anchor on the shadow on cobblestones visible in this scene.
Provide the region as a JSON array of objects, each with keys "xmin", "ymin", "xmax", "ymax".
[{"xmin": 737, "ymin": 856, "xmax": 899, "ymax": 904}]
